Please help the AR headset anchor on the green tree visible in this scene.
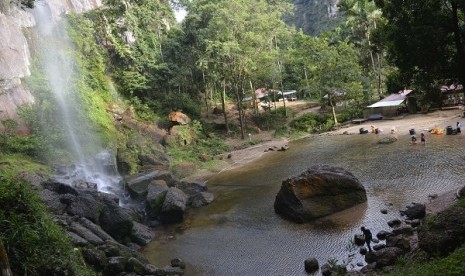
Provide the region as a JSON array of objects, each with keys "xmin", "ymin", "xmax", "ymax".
[
  {"xmin": 375, "ymin": 0, "xmax": 465, "ymax": 107},
  {"xmin": 289, "ymin": 33, "xmax": 363, "ymax": 124},
  {"xmin": 338, "ymin": 0, "xmax": 386, "ymax": 99}
]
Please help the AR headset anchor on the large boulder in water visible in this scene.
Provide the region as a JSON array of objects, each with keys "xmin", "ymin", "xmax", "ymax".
[{"xmin": 274, "ymin": 165, "xmax": 367, "ymax": 223}]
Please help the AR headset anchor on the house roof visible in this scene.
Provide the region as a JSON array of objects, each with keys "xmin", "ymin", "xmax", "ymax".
[
  {"xmin": 367, "ymin": 89, "xmax": 413, "ymax": 108},
  {"xmin": 441, "ymin": 84, "xmax": 463, "ymax": 93},
  {"xmin": 281, "ymin": 90, "xmax": 297, "ymax": 96}
]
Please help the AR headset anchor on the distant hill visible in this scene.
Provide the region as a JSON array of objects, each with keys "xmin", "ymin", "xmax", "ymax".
[{"xmin": 291, "ymin": 0, "xmax": 342, "ymax": 36}]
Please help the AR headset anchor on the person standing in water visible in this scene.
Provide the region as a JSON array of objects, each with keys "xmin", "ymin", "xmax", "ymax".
[
  {"xmin": 361, "ymin": 227, "xmax": 373, "ymax": 252},
  {"xmin": 420, "ymin": 133, "xmax": 426, "ymax": 145},
  {"xmin": 457, "ymin": 122, "xmax": 462, "ymax": 133}
]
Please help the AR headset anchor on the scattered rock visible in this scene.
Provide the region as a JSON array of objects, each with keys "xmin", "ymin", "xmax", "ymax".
[
  {"xmin": 365, "ymin": 247, "xmax": 404, "ymax": 268},
  {"xmin": 381, "ymin": 209, "xmax": 388, "ymax": 214},
  {"xmin": 168, "ymin": 111, "xmax": 191, "ymax": 125},
  {"xmin": 82, "ymin": 248, "xmax": 107, "ymax": 271},
  {"xmin": 171, "ymin": 258, "xmax": 186, "ymax": 269},
  {"xmin": 104, "ymin": 256, "xmax": 128, "ymax": 275},
  {"xmin": 428, "ymin": 193, "xmax": 439, "ymax": 200},
  {"xmin": 401, "ymin": 203, "xmax": 426, "ymax": 220},
  {"xmin": 354, "ymin": 234, "xmax": 365, "ymax": 246},
  {"xmin": 392, "ymin": 225, "xmax": 414, "ymax": 236},
  {"xmin": 99, "ymin": 204, "xmax": 134, "ymax": 241},
  {"xmin": 386, "ymin": 235, "xmax": 411, "ymax": 252},
  {"xmin": 131, "ymin": 222, "xmax": 154, "ymax": 246},
  {"xmin": 126, "ymin": 170, "xmax": 175, "ymax": 200},
  {"xmin": 160, "ymin": 187, "xmax": 188, "ymax": 224},
  {"xmin": 68, "ymin": 231, "xmax": 89, "ymax": 246},
  {"xmin": 304, "ymin": 257, "xmax": 319, "ymax": 273},
  {"xmin": 387, "ymin": 219, "xmax": 402, "ymax": 228},
  {"xmin": 176, "ymin": 180, "xmax": 207, "ymax": 196},
  {"xmin": 145, "ymin": 180, "xmax": 169, "ymax": 219},
  {"xmin": 191, "ymin": 192, "xmax": 214, "ymax": 207},
  {"xmin": 321, "ymin": 263, "xmax": 332, "ymax": 276},
  {"xmin": 359, "ymin": 247, "xmax": 368, "ymax": 255},
  {"xmin": 373, "ymin": 244, "xmax": 386, "ymax": 251},
  {"xmin": 376, "ymin": 230, "xmax": 391, "ymax": 240},
  {"xmin": 411, "ymin": 219, "xmax": 421, "ymax": 227},
  {"xmin": 127, "ymin": 257, "xmax": 147, "ymax": 275}
]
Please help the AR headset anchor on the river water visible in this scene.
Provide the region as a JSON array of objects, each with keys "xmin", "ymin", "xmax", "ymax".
[{"xmin": 142, "ymin": 132, "xmax": 465, "ymax": 275}]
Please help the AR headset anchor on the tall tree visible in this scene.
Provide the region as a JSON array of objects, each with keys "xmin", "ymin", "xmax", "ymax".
[
  {"xmin": 375, "ymin": 0, "xmax": 465, "ymax": 106},
  {"xmin": 338, "ymin": 0, "xmax": 385, "ymax": 99}
]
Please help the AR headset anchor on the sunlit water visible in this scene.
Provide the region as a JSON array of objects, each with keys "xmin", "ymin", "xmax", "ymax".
[{"xmin": 142, "ymin": 132, "xmax": 465, "ymax": 275}]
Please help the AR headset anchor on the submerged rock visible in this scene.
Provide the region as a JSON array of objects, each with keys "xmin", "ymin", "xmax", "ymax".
[
  {"xmin": 274, "ymin": 165, "xmax": 367, "ymax": 223},
  {"xmin": 378, "ymin": 136, "xmax": 398, "ymax": 144}
]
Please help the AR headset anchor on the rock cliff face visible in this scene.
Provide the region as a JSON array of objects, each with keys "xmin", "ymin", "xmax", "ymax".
[
  {"xmin": 0, "ymin": 0, "xmax": 101, "ymax": 131},
  {"xmin": 274, "ymin": 165, "xmax": 367, "ymax": 223},
  {"xmin": 291, "ymin": 0, "xmax": 341, "ymax": 35}
]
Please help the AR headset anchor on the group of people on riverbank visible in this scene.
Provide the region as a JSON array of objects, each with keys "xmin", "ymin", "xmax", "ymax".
[{"xmin": 410, "ymin": 121, "xmax": 462, "ymax": 145}]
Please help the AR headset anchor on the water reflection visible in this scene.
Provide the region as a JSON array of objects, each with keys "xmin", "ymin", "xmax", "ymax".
[{"xmin": 143, "ymin": 133, "xmax": 465, "ymax": 275}]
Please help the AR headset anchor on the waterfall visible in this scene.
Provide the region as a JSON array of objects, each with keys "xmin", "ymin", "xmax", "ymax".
[{"xmin": 31, "ymin": 1, "xmax": 122, "ymax": 195}]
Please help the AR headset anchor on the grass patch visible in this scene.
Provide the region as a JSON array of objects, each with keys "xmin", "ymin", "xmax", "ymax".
[
  {"xmin": 387, "ymin": 245, "xmax": 465, "ymax": 275},
  {"xmin": 0, "ymin": 177, "xmax": 95, "ymax": 275},
  {"xmin": 0, "ymin": 153, "xmax": 50, "ymax": 179}
]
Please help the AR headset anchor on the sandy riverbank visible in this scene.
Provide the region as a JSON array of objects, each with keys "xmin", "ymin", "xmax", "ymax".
[
  {"xmin": 198, "ymin": 108, "xmax": 465, "ymax": 179},
  {"xmin": 331, "ymin": 107, "xmax": 464, "ymax": 136}
]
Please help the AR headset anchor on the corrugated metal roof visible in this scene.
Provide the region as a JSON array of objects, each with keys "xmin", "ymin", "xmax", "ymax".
[
  {"xmin": 367, "ymin": 100, "xmax": 404, "ymax": 108},
  {"xmin": 367, "ymin": 90, "xmax": 413, "ymax": 108}
]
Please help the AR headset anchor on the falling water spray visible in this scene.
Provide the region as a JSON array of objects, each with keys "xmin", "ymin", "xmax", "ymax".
[{"xmin": 31, "ymin": 1, "xmax": 122, "ymax": 194}]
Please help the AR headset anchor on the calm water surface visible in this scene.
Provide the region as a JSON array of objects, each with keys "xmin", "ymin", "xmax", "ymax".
[{"xmin": 142, "ymin": 133, "xmax": 465, "ymax": 275}]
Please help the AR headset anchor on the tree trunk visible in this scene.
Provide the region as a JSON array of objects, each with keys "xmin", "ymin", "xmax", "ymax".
[
  {"xmin": 304, "ymin": 66, "xmax": 311, "ymax": 98},
  {"xmin": 329, "ymin": 93, "xmax": 338, "ymax": 126},
  {"xmin": 0, "ymin": 239, "xmax": 12, "ymax": 276},
  {"xmin": 367, "ymin": 29, "xmax": 380, "ymax": 99},
  {"xmin": 250, "ymin": 80, "xmax": 258, "ymax": 115},
  {"xmin": 274, "ymin": 36, "xmax": 287, "ymax": 117},
  {"xmin": 377, "ymin": 52, "xmax": 383, "ymax": 96},
  {"xmin": 203, "ymin": 71, "xmax": 209, "ymax": 118},
  {"xmin": 235, "ymin": 85, "xmax": 245, "ymax": 139},
  {"xmin": 221, "ymin": 80, "xmax": 229, "ymax": 133}
]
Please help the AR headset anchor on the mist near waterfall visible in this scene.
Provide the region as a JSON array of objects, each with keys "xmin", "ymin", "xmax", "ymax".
[{"xmin": 30, "ymin": 0, "xmax": 121, "ymax": 194}]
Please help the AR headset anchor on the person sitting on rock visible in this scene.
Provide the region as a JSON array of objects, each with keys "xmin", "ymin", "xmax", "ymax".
[{"xmin": 361, "ymin": 226, "xmax": 373, "ymax": 252}]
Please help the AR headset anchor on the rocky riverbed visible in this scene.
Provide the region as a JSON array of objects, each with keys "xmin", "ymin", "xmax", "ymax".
[
  {"xmin": 36, "ymin": 160, "xmax": 216, "ymax": 275},
  {"xmin": 314, "ymin": 187, "xmax": 465, "ymax": 275}
]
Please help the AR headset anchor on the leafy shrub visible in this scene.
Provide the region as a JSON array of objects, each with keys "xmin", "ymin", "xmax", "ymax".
[
  {"xmin": 167, "ymin": 121, "xmax": 230, "ymax": 168},
  {"xmin": 252, "ymin": 109, "xmax": 289, "ymax": 131},
  {"xmin": 337, "ymin": 108, "xmax": 363, "ymax": 123},
  {"xmin": 289, "ymin": 113, "xmax": 334, "ymax": 133},
  {"xmin": 0, "ymin": 134, "xmax": 44, "ymax": 157}
]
